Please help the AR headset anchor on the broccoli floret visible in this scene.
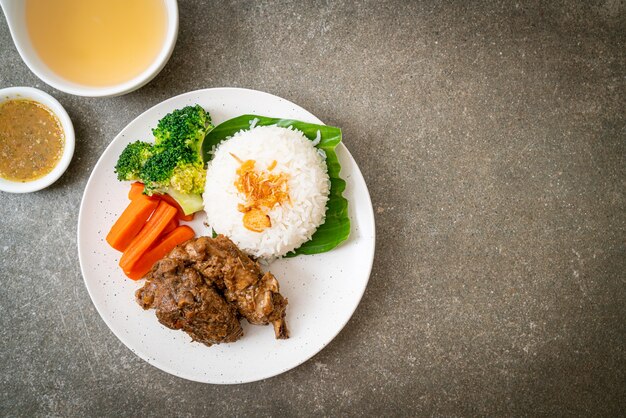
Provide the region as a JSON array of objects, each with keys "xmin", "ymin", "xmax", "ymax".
[
  {"xmin": 114, "ymin": 105, "xmax": 211, "ymax": 214},
  {"xmin": 139, "ymin": 139, "xmax": 206, "ymax": 196},
  {"xmin": 152, "ymin": 105, "xmax": 212, "ymax": 159},
  {"xmin": 114, "ymin": 141, "xmax": 154, "ymax": 181},
  {"xmin": 139, "ymin": 147, "xmax": 182, "ymax": 186},
  {"xmin": 169, "ymin": 161, "xmax": 205, "ymax": 195},
  {"xmin": 140, "ymin": 150, "xmax": 205, "ymax": 196}
]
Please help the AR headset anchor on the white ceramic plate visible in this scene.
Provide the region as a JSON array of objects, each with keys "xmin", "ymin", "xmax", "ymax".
[{"xmin": 77, "ymin": 88, "xmax": 375, "ymax": 384}]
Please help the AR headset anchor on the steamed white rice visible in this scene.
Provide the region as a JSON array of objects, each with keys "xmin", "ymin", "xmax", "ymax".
[{"xmin": 203, "ymin": 125, "xmax": 330, "ymax": 258}]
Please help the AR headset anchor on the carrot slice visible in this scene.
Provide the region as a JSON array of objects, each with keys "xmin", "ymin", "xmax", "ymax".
[
  {"xmin": 125, "ymin": 225, "xmax": 196, "ymax": 280},
  {"xmin": 106, "ymin": 194, "xmax": 159, "ymax": 252},
  {"xmin": 119, "ymin": 201, "xmax": 178, "ymax": 275},
  {"xmin": 161, "ymin": 218, "xmax": 179, "ymax": 236},
  {"xmin": 128, "ymin": 182, "xmax": 145, "ymax": 200},
  {"xmin": 179, "ymin": 212, "xmax": 195, "ymax": 222},
  {"xmin": 128, "ymin": 183, "xmax": 195, "ymax": 221}
]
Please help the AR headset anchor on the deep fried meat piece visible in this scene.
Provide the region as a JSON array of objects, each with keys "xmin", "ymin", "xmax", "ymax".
[
  {"xmin": 135, "ymin": 235, "xmax": 289, "ymax": 347},
  {"xmin": 136, "ymin": 259, "xmax": 242, "ymax": 346},
  {"xmin": 182, "ymin": 236, "xmax": 289, "ymax": 339}
]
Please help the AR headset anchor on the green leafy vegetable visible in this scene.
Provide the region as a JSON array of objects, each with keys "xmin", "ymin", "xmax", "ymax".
[{"xmin": 202, "ymin": 115, "xmax": 350, "ymax": 256}]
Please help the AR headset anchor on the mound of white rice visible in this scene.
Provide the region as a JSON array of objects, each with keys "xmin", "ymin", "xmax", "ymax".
[{"xmin": 203, "ymin": 125, "xmax": 330, "ymax": 259}]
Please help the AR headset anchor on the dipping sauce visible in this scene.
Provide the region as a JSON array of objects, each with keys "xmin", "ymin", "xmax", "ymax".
[
  {"xmin": 25, "ymin": 0, "xmax": 167, "ymax": 87},
  {"xmin": 0, "ymin": 99, "xmax": 64, "ymax": 182}
]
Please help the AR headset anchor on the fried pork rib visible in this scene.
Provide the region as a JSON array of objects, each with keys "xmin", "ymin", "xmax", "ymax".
[{"xmin": 136, "ymin": 235, "xmax": 289, "ymax": 346}]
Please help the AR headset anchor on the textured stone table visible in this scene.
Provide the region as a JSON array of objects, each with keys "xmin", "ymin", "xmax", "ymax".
[{"xmin": 1, "ymin": 1, "xmax": 624, "ymax": 416}]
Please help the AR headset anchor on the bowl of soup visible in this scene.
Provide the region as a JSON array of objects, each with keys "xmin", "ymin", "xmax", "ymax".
[
  {"xmin": 0, "ymin": 0, "xmax": 178, "ymax": 97},
  {"xmin": 0, "ymin": 87, "xmax": 75, "ymax": 193}
]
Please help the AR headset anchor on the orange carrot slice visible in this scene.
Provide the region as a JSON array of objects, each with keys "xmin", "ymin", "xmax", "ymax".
[
  {"xmin": 119, "ymin": 201, "xmax": 178, "ymax": 275},
  {"xmin": 161, "ymin": 218, "xmax": 179, "ymax": 236},
  {"xmin": 179, "ymin": 212, "xmax": 195, "ymax": 222},
  {"xmin": 125, "ymin": 225, "xmax": 196, "ymax": 280},
  {"xmin": 128, "ymin": 182, "xmax": 145, "ymax": 200},
  {"xmin": 128, "ymin": 182, "xmax": 195, "ymax": 221},
  {"xmin": 106, "ymin": 194, "xmax": 159, "ymax": 252}
]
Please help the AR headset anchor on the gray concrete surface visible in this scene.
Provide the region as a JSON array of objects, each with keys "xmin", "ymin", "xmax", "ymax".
[{"xmin": 1, "ymin": 0, "xmax": 624, "ymax": 416}]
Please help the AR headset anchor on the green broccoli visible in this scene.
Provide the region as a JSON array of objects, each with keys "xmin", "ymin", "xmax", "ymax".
[
  {"xmin": 169, "ymin": 162, "xmax": 206, "ymax": 195},
  {"xmin": 113, "ymin": 105, "xmax": 213, "ymax": 215},
  {"xmin": 139, "ymin": 147, "xmax": 204, "ymax": 193},
  {"xmin": 114, "ymin": 141, "xmax": 153, "ymax": 181},
  {"xmin": 138, "ymin": 147, "xmax": 182, "ymax": 186},
  {"xmin": 152, "ymin": 105, "xmax": 211, "ymax": 159}
]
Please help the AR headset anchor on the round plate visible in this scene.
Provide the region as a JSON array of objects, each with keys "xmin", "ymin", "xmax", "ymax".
[{"xmin": 77, "ymin": 88, "xmax": 375, "ymax": 384}]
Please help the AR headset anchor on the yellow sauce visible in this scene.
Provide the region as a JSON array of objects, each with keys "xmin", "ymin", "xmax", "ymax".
[
  {"xmin": 26, "ymin": 0, "xmax": 167, "ymax": 87},
  {"xmin": 0, "ymin": 99, "xmax": 65, "ymax": 182}
]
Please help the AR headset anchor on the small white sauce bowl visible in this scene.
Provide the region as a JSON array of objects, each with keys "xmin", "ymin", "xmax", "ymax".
[
  {"xmin": 0, "ymin": 0, "xmax": 178, "ymax": 97},
  {"xmin": 0, "ymin": 87, "xmax": 75, "ymax": 193}
]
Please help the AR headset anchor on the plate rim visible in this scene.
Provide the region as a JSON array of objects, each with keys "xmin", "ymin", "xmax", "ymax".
[{"xmin": 77, "ymin": 87, "xmax": 376, "ymax": 384}]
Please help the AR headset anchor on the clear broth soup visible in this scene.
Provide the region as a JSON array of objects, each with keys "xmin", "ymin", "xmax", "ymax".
[{"xmin": 26, "ymin": 0, "xmax": 167, "ymax": 87}]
